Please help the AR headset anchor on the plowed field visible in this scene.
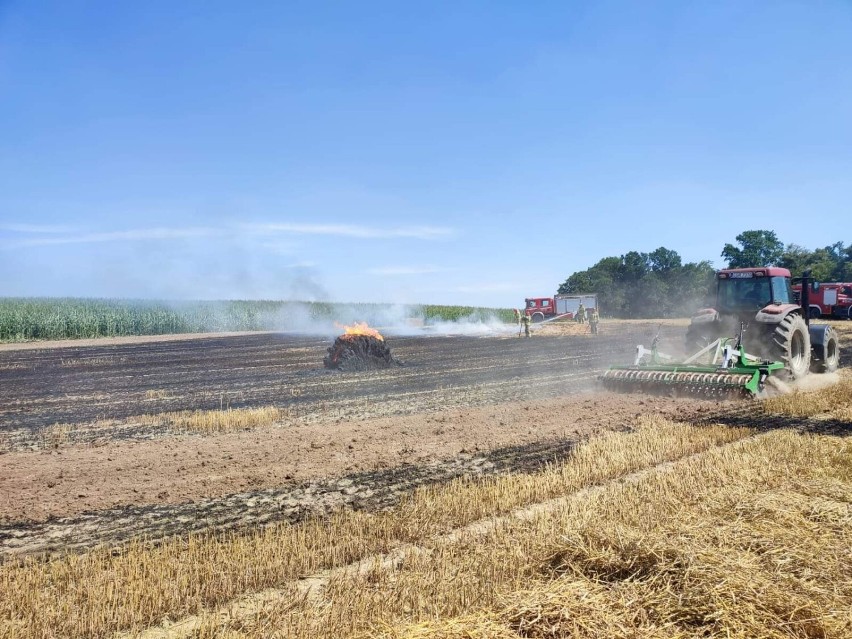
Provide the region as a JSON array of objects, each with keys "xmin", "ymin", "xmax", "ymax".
[
  {"xmin": 0, "ymin": 321, "xmax": 843, "ymax": 561},
  {"xmin": 1, "ymin": 324, "xmax": 682, "ymax": 443}
]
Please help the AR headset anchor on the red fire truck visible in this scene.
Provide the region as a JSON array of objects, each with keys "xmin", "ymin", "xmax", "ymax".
[
  {"xmin": 524, "ymin": 294, "xmax": 598, "ymax": 322},
  {"xmin": 793, "ymin": 282, "xmax": 852, "ymax": 319}
]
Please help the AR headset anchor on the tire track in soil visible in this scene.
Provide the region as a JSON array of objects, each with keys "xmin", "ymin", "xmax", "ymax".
[
  {"xmin": 0, "ymin": 438, "xmax": 582, "ymax": 560},
  {"xmin": 2, "ymin": 402, "xmax": 829, "ymax": 562}
]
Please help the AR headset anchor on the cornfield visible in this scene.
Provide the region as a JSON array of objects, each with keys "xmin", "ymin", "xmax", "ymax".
[{"xmin": 0, "ymin": 298, "xmax": 515, "ymax": 342}]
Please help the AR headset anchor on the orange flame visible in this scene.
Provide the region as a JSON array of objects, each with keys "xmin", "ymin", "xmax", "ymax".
[{"xmin": 336, "ymin": 321, "xmax": 384, "ymax": 341}]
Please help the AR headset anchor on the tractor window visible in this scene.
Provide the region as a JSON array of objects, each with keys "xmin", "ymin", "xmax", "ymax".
[
  {"xmin": 770, "ymin": 276, "xmax": 793, "ymax": 304},
  {"xmin": 718, "ymin": 276, "xmax": 772, "ymax": 311}
]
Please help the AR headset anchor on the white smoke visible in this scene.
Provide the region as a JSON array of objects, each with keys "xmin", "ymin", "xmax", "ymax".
[
  {"xmin": 412, "ymin": 316, "xmax": 515, "ymax": 337},
  {"xmin": 267, "ymin": 303, "xmax": 514, "ymax": 337}
]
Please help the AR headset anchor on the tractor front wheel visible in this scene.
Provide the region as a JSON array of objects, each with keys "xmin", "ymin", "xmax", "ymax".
[{"xmin": 771, "ymin": 313, "xmax": 811, "ymax": 380}]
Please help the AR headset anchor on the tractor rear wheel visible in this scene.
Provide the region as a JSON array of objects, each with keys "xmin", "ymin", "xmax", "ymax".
[
  {"xmin": 771, "ymin": 313, "xmax": 811, "ymax": 380},
  {"xmin": 811, "ymin": 326, "xmax": 840, "ymax": 374}
]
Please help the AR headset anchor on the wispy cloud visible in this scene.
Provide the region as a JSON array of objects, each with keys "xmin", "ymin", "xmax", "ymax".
[
  {"xmin": 1, "ymin": 219, "xmax": 457, "ymax": 251},
  {"xmin": 6, "ymin": 226, "xmax": 221, "ymax": 247},
  {"xmin": 0, "ymin": 223, "xmax": 76, "ymax": 234},
  {"xmin": 246, "ymin": 222, "xmax": 456, "ymax": 240},
  {"xmin": 367, "ymin": 265, "xmax": 452, "ymax": 276},
  {"xmin": 259, "ymin": 240, "xmax": 298, "ymax": 255}
]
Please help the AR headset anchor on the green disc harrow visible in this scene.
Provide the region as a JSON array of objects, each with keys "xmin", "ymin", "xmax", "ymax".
[{"xmin": 600, "ymin": 334, "xmax": 784, "ymax": 398}]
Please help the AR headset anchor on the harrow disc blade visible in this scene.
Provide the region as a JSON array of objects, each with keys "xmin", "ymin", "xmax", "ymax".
[{"xmin": 599, "ymin": 368, "xmax": 757, "ymax": 399}]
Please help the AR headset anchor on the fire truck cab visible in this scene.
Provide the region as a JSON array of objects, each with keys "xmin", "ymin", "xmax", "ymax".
[
  {"xmin": 525, "ymin": 297, "xmax": 558, "ymax": 322},
  {"xmin": 524, "ymin": 294, "xmax": 597, "ymax": 322},
  {"xmin": 793, "ymin": 282, "xmax": 852, "ymax": 319}
]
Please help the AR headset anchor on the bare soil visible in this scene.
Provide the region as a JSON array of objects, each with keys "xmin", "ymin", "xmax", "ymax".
[
  {"xmin": 0, "ymin": 391, "xmax": 730, "ymax": 558},
  {"xmin": 3, "ymin": 321, "xmax": 844, "ymax": 560},
  {"xmin": 0, "ymin": 391, "xmax": 719, "ymax": 525}
]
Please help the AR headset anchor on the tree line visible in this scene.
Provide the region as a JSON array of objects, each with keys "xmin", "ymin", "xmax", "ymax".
[{"xmin": 558, "ymin": 230, "xmax": 852, "ymax": 318}]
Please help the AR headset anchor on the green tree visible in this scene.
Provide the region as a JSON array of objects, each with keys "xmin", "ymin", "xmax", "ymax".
[
  {"xmin": 805, "ymin": 247, "xmax": 840, "ymax": 282},
  {"xmin": 632, "ymin": 272, "xmax": 667, "ymax": 317},
  {"xmin": 558, "ymin": 235, "xmax": 852, "ymax": 319},
  {"xmin": 648, "ymin": 247, "xmax": 682, "ymax": 273},
  {"xmin": 673, "ymin": 260, "xmax": 716, "ymax": 309},
  {"xmin": 778, "ymin": 244, "xmax": 813, "ymax": 279},
  {"xmin": 722, "ymin": 230, "xmax": 784, "ymax": 268},
  {"xmin": 779, "ymin": 242, "xmax": 848, "ymax": 282},
  {"xmin": 618, "ymin": 251, "xmax": 650, "ymax": 284},
  {"xmin": 558, "ymin": 248, "xmax": 713, "ymax": 318},
  {"xmin": 841, "ymin": 244, "xmax": 852, "ymax": 280},
  {"xmin": 826, "ymin": 242, "xmax": 850, "ymax": 281}
]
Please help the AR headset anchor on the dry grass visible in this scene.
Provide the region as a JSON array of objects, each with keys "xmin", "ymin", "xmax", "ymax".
[
  {"xmin": 40, "ymin": 422, "xmax": 71, "ymax": 449},
  {"xmin": 0, "ymin": 419, "xmax": 748, "ymax": 639},
  {"xmin": 145, "ymin": 389, "xmax": 174, "ymax": 400},
  {"xmin": 827, "ymin": 319, "xmax": 852, "ymax": 341},
  {"xmin": 763, "ymin": 369, "xmax": 852, "ymax": 419},
  {"xmin": 197, "ymin": 428, "xmax": 851, "ymax": 639},
  {"xmin": 604, "ymin": 317, "xmax": 691, "ymax": 327},
  {"xmin": 60, "ymin": 355, "xmax": 128, "ymax": 367},
  {"xmin": 140, "ymin": 406, "xmax": 285, "ymax": 434},
  {"xmin": 536, "ymin": 317, "xmax": 690, "ymax": 337}
]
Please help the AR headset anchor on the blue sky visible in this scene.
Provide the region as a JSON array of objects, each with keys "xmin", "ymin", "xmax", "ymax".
[{"xmin": 1, "ymin": 1, "xmax": 850, "ymax": 307}]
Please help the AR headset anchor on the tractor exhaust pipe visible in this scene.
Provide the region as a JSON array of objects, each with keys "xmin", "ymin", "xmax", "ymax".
[{"xmin": 801, "ymin": 269, "xmax": 811, "ymax": 326}]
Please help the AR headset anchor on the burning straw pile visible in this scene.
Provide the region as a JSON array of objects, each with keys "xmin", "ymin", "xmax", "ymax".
[{"xmin": 323, "ymin": 321, "xmax": 400, "ymax": 371}]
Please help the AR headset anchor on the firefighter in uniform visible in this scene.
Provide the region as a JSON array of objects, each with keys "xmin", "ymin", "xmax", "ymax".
[
  {"xmin": 589, "ymin": 307, "xmax": 599, "ymax": 334},
  {"xmin": 576, "ymin": 302, "xmax": 586, "ymax": 324},
  {"xmin": 520, "ymin": 313, "xmax": 531, "ymax": 337}
]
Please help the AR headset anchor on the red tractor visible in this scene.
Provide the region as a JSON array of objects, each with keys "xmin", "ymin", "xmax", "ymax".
[{"xmin": 687, "ymin": 267, "xmax": 840, "ymax": 380}]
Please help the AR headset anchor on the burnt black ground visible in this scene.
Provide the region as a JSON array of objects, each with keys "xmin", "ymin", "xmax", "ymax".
[{"xmin": 0, "ymin": 324, "xmax": 679, "ymax": 438}]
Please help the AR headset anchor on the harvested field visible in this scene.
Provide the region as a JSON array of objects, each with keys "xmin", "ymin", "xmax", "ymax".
[{"xmin": 0, "ymin": 320, "xmax": 849, "ymax": 638}]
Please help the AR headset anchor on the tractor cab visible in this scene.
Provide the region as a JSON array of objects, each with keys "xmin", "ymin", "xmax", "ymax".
[{"xmin": 715, "ymin": 267, "xmax": 794, "ymax": 314}]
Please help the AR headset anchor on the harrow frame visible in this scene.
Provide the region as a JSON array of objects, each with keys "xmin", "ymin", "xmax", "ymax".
[{"xmin": 600, "ymin": 334, "xmax": 784, "ymax": 398}]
